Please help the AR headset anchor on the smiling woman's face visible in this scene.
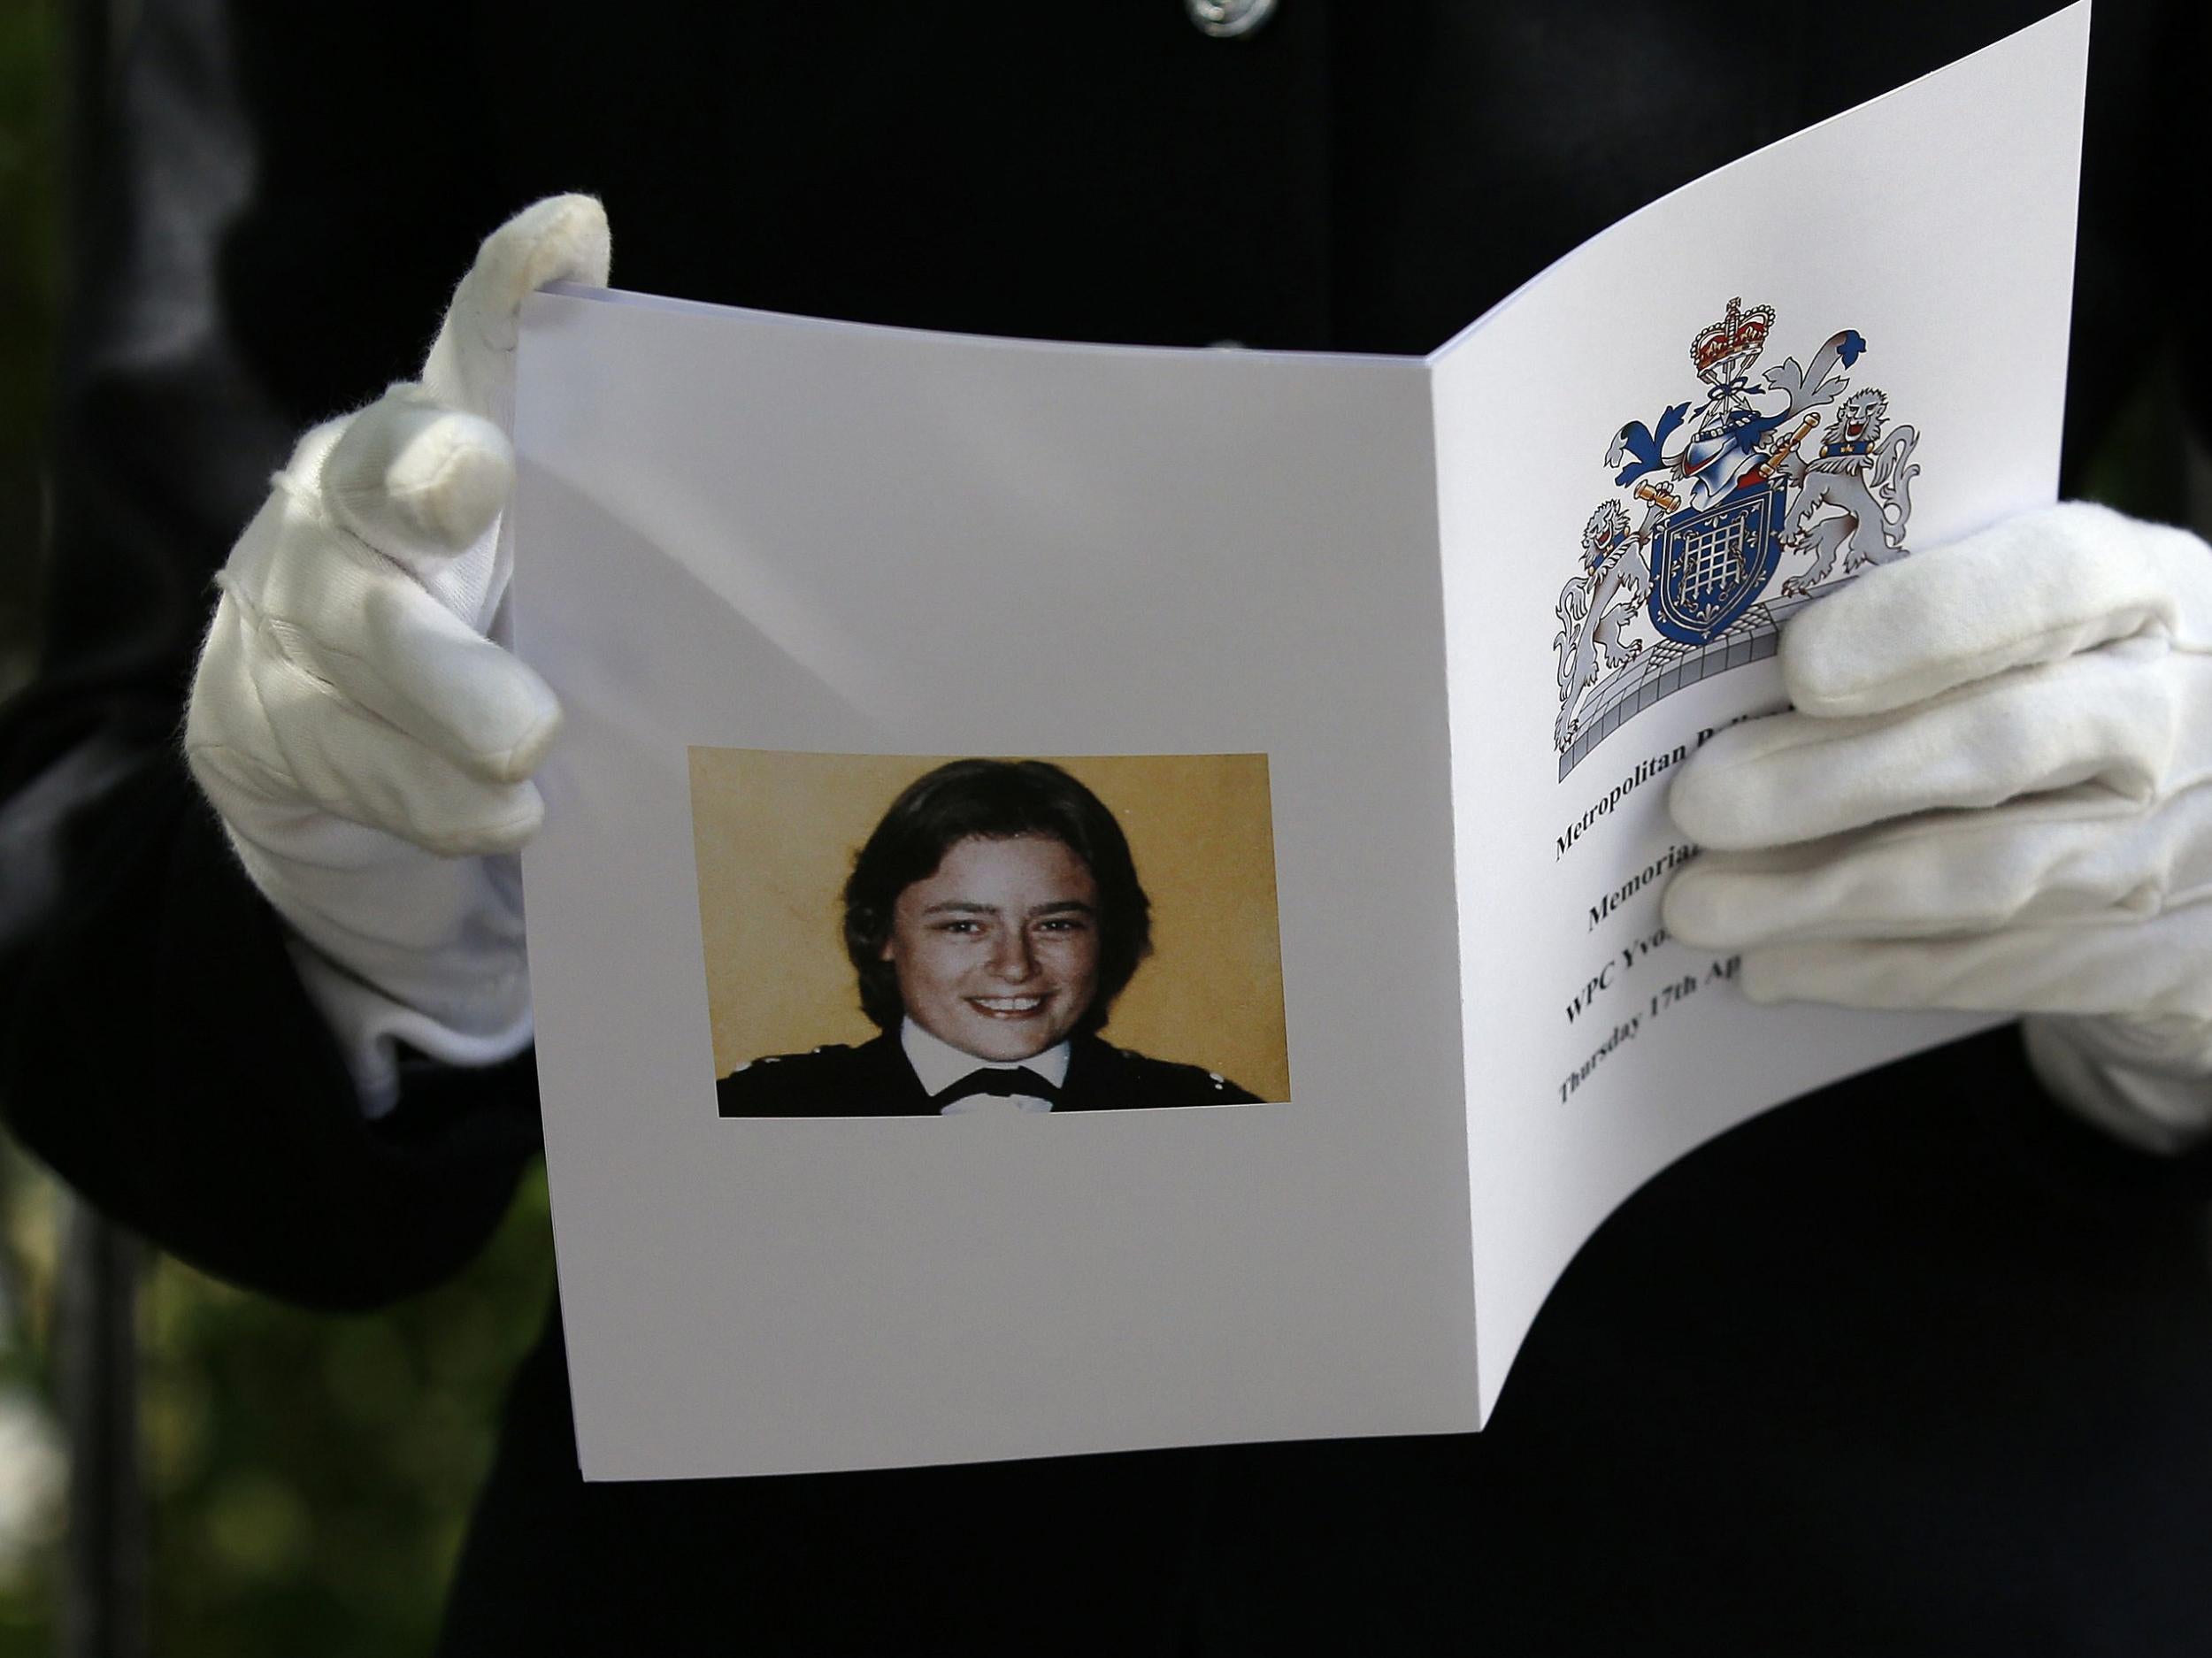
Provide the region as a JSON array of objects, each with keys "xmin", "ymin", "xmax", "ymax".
[{"xmin": 882, "ymin": 834, "xmax": 1102, "ymax": 1062}]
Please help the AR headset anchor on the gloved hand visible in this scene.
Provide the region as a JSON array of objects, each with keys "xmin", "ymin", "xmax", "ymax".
[
  {"xmin": 185, "ymin": 196, "xmax": 610, "ymax": 1113},
  {"xmin": 1663, "ymin": 502, "xmax": 2212, "ymax": 1151}
]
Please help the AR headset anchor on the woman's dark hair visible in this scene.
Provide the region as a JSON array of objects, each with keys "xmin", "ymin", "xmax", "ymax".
[{"xmin": 842, "ymin": 759, "xmax": 1152, "ymax": 1033}]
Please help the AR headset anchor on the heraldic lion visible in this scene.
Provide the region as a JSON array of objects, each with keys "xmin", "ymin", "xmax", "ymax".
[
  {"xmin": 1555, "ymin": 500, "xmax": 1649, "ymax": 749},
  {"xmin": 1778, "ymin": 388, "xmax": 1921, "ymax": 594}
]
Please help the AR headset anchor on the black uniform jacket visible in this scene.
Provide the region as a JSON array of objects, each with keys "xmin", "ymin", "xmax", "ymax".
[
  {"xmin": 718, "ymin": 1031, "xmax": 1262, "ymax": 1117},
  {"xmin": 6, "ymin": 3, "xmax": 2212, "ymax": 1654}
]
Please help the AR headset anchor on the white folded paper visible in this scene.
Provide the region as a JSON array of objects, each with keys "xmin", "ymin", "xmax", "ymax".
[{"xmin": 515, "ymin": 5, "xmax": 2086, "ymax": 1478}]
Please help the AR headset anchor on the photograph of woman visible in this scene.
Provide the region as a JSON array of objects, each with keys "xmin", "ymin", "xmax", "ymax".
[{"xmin": 716, "ymin": 758, "xmax": 1270, "ymax": 1117}]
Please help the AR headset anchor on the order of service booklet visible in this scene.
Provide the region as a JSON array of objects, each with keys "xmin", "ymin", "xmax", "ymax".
[{"xmin": 512, "ymin": 6, "xmax": 2087, "ymax": 1479}]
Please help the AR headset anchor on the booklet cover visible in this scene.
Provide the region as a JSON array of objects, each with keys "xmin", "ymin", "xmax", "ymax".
[{"xmin": 513, "ymin": 4, "xmax": 2087, "ymax": 1478}]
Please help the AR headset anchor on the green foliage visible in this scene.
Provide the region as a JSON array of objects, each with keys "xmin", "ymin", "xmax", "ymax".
[
  {"xmin": 138, "ymin": 1172, "xmax": 556, "ymax": 1655},
  {"xmin": 0, "ymin": 1153, "xmax": 63, "ymax": 1658},
  {"xmin": 0, "ymin": 1149, "xmax": 553, "ymax": 1654}
]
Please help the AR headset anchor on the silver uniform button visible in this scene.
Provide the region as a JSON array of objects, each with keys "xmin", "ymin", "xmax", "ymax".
[{"xmin": 1187, "ymin": 0, "xmax": 1277, "ymax": 41}]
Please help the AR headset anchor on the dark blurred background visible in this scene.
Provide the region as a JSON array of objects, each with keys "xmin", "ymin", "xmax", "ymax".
[
  {"xmin": 0, "ymin": 3, "xmax": 2196, "ymax": 1654},
  {"xmin": 0, "ymin": 0, "xmax": 66, "ymax": 1616},
  {"xmin": 2, "ymin": 13, "xmax": 554, "ymax": 1655}
]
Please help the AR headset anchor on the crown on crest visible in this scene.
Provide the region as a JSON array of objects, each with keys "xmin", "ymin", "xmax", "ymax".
[{"xmin": 1690, "ymin": 296, "xmax": 1777, "ymax": 379}]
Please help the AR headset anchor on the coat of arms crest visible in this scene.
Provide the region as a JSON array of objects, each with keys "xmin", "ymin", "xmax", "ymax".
[{"xmin": 1553, "ymin": 298, "xmax": 1924, "ymax": 778}]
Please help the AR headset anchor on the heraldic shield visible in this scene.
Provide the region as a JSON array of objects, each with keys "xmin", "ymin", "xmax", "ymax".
[{"xmin": 1647, "ymin": 480, "xmax": 1787, "ymax": 644}]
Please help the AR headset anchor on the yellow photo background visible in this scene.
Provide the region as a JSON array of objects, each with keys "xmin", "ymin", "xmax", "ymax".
[{"xmin": 688, "ymin": 750, "xmax": 1292, "ymax": 1101}]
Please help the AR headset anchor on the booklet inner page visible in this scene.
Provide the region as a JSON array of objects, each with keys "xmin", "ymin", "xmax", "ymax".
[
  {"xmin": 515, "ymin": 303, "xmax": 1478, "ymax": 1478},
  {"xmin": 1432, "ymin": 3, "xmax": 2086, "ymax": 1423}
]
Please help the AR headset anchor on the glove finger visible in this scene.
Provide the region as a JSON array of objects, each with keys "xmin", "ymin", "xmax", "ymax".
[
  {"xmin": 211, "ymin": 608, "xmax": 548, "ymax": 855},
  {"xmin": 1780, "ymin": 502, "xmax": 2177, "ymax": 717},
  {"xmin": 1671, "ymin": 643, "xmax": 2177, "ymax": 849},
  {"xmin": 1663, "ymin": 783, "xmax": 2212, "ymax": 946},
  {"xmin": 419, "ymin": 194, "xmax": 610, "ymax": 426},
  {"xmin": 1733, "ymin": 909, "xmax": 2212, "ymax": 1023},
  {"xmin": 321, "ymin": 387, "xmax": 514, "ymax": 583},
  {"xmin": 2021, "ymin": 1016, "xmax": 2212, "ymax": 1155},
  {"xmin": 257, "ymin": 532, "xmax": 560, "ymax": 784}
]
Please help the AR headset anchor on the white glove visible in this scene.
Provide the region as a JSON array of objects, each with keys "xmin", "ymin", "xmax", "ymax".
[
  {"xmin": 1662, "ymin": 502, "xmax": 2212, "ymax": 1152},
  {"xmin": 185, "ymin": 196, "xmax": 611, "ymax": 1113}
]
